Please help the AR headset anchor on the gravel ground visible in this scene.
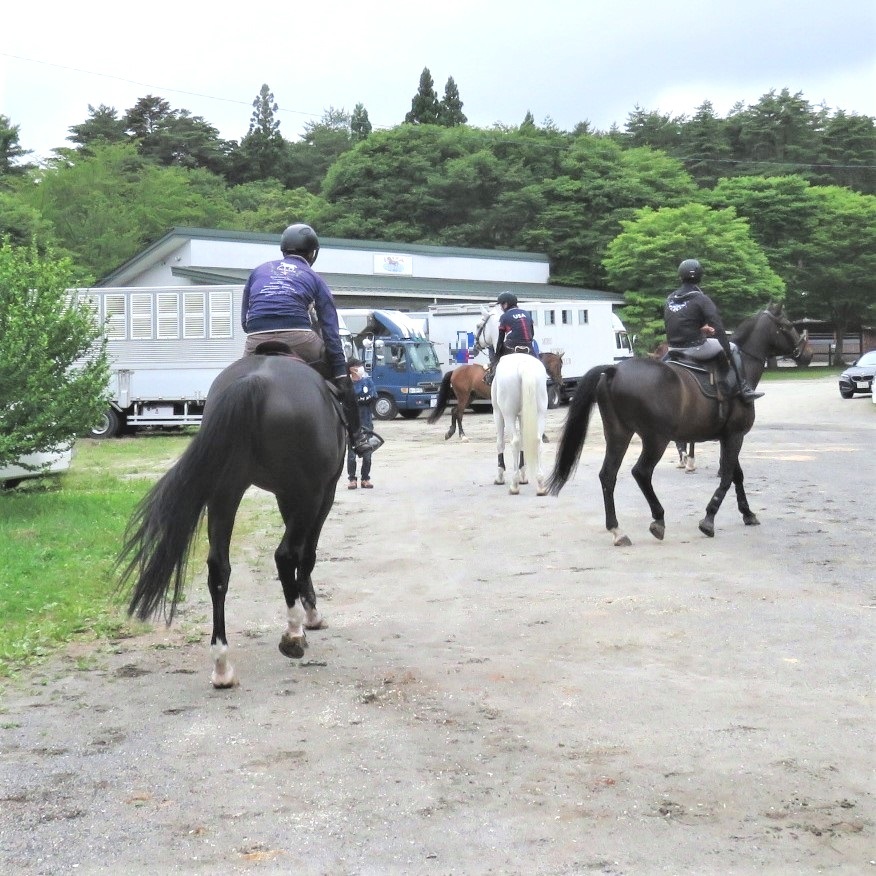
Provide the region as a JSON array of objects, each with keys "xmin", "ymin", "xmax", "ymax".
[{"xmin": 0, "ymin": 376, "xmax": 872, "ymax": 875}]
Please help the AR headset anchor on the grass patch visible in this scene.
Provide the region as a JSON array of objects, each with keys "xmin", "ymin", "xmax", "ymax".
[
  {"xmin": 761, "ymin": 366, "xmax": 843, "ymax": 382},
  {"xmin": 0, "ymin": 432, "xmax": 197, "ymax": 678}
]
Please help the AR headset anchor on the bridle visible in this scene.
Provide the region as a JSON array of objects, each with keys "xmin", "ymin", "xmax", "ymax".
[
  {"xmin": 763, "ymin": 308, "xmax": 808, "ymax": 361},
  {"xmin": 741, "ymin": 308, "xmax": 808, "ymax": 364}
]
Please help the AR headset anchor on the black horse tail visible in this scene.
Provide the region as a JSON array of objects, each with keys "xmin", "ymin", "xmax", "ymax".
[
  {"xmin": 427, "ymin": 371, "xmax": 454, "ymax": 424},
  {"xmin": 546, "ymin": 364, "xmax": 614, "ymax": 495},
  {"xmin": 117, "ymin": 376, "xmax": 266, "ymax": 621}
]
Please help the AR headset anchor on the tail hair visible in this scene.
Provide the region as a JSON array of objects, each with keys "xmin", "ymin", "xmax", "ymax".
[{"xmin": 117, "ymin": 376, "xmax": 265, "ymax": 621}]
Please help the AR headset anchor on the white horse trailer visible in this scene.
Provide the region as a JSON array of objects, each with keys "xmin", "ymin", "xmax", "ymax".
[
  {"xmin": 75, "ymin": 285, "xmax": 245, "ymax": 437},
  {"xmin": 420, "ymin": 299, "xmax": 634, "ymax": 403}
]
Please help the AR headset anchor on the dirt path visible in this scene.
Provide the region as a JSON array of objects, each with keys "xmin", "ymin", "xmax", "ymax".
[{"xmin": 0, "ymin": 377, "xmax": 872, "ymax": 875}]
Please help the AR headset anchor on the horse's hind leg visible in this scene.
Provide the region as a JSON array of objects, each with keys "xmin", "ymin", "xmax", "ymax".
[
  {"xmin": 206, "ymin": 489, "xmax": 246, "ymax": 688},
  {"xmin": 275, "ymin": 493, "xmax": 333, "ymax": 659},
  {"xmin": 733, "ymin": 460, "xmax": 759, "ymax": 526},
  {"xmin": 599, "ymin": 426, "xmax": 634, "ymax": 546},
  {"xmin": 631, "ymin": 437, "xmax": 671, "ymax": 540}
]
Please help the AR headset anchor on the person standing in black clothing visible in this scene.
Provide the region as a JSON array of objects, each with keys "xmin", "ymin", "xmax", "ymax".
[{"xmin": 664, "ymin": 259, "xmax": 763, "ymax": 404}]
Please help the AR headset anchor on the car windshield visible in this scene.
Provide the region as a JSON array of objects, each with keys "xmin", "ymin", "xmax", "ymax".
[
  {"xmin": 855, "ymin": 351, "xmax": 876, "ymax": 366},
  {"xmin": 407, "ymin": 342, "xmax": 440, "ymax": 372}
]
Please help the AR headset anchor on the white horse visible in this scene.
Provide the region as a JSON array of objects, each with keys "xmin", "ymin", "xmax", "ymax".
[{"xmin": 491, "ymin": 353, "xmax": 549, "ymax": 495}]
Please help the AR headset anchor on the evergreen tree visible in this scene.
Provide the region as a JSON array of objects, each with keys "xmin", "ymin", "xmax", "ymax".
[
  {"xmin": 438, "ymin": 77, "xmax": 467, "ymax": 127},
  {"xmin": 248, "ymin": 84, "xmax": 282, "ymax": 139},
  {"xmin": 351, "ymin": 103, "xmax": 372, "ymax": 141},
  {"xmin": 0, "ymin": 115, "xmax": 33, "ymax": 177},
  {"xmin": 231, "ymin": 85, "xmax": 287, "ymax": 184},
  {"xmin": 405, "ymin": 68, "xmax": 441, "ymax": 125},
  {"xmin": 67, "ymin": 105, "xmax": 128, "ymax": 151}
]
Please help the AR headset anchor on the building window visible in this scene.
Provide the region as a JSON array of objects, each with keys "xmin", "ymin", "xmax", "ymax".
[
  {"xmin": 578, "ymin": 309, "xmax": 589, "ymax": 325},
  {"xmin": 157, "ymin": 293, "xmax": 180, "ymax": 339},
  {"xmin": 130, "ymin": 294, "xmax": 153, "ymax": 339},
  {"xmin": 183, "ymin": 292, "xmax": 206, "ymax": 338},
  {"xmin": 104, "ymin": 294, "xmax": 127, "ymax": 339},
  {"xmin": 562, "ymin": 309, "xmax": 573, "ymax": 325},
  {"xmin": 209, "ymin": 290, "xmax": 233, "ymax": 338},
  {"xmin": 545, "ymin": 310, "xmax": 556, "ymax": 326}
]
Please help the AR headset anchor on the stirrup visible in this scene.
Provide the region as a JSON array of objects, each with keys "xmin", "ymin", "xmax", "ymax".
[{"xmin": 739, "ymin": 386, "xmax": 764, "ymax": 404}]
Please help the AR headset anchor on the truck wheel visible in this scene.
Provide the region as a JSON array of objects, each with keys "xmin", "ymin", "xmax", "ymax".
[
  {"xmin": 90, "ymin": 408, "xmax": 123, "ymax": 439},
  {"xmin": 547, "ymin": 384, "xmax": 562, "ymax": 409},
  {"xmin": 372, "ymin": 395, "xmax": 398, "ymax": 420},
  {"xmin": 399, "ymin": 410, "xmax": 423, "ymax": 419}
]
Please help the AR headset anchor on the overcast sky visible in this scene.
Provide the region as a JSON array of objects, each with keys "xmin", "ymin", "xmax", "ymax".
[{"xmin": 3, "ymin": 0, "xmax": 875, "ymax": 163}]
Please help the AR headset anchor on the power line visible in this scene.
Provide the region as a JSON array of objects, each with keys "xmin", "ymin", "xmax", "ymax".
[{"xmin": 1, "ymin": 51, "xmax": 321, "ymax": 121}]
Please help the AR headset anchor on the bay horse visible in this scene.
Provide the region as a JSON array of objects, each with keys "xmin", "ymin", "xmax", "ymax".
[
  {"xmin": 427, "ymin": 352, "xmax": 562, "ymax": 441},
  {"xmin": 547, "ymin": 303, "xmax": 810, "ymax": 543},
  {"xmin": 492, "ymin": 353, "xmax": 549, "ymax": 495},
  {"xmin": 117, "ymin": 354, "xmax": 346, "ymax": 687}
]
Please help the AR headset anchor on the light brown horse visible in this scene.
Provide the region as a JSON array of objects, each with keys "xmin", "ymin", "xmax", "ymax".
[{"xmin": 428, "ymin": 353, "xmax": 563, "ymax": 441}]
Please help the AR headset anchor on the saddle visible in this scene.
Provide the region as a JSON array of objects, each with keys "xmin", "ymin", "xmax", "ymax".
[
  {"xmin": 664, "ymin": 351, "xmax": 730, "ymax": 406},
  {"xmin": 252, "ymin": 340, "xmax": 308, "ymax": 362}
]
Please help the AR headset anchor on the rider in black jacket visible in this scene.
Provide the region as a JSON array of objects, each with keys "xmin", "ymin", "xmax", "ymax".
[{"xmin": 664, "ymin": 259, "xmax": 763, "ymax": 404}]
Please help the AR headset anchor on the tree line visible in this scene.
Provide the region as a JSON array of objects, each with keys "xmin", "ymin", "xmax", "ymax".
[{"xmin": 1, "ymin": 68, "xmax": 875, "ymax": 359}]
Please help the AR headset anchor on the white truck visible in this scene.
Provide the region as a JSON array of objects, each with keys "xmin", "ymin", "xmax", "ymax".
[
  {"xmin": 419, "ymin": 299, "xmax": 634, "ymax": 405},
  {"xmin": 75, "ymin": 285, "xmax": 246, "ymax": 437},
  {"xmin": 75, "ymin": 287, "xmax": 444, "ymax": 436}
]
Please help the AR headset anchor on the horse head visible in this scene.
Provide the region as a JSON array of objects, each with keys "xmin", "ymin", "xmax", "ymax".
[
  {"xmin": 540, "ymin": 351, "xmax": 564, "ymax": 385},
  {"xmin": 764, "ymin": 303, "xmax": 812, "ymax": 366},
  {"xmin": 473, "ymin": 305, "xmax": 502, "ymax": 354}
]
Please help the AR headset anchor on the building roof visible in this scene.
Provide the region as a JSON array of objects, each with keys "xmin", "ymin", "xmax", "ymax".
[{"xmin": 98, "ymin": 226, "xmax": 623, "ymax": 309}]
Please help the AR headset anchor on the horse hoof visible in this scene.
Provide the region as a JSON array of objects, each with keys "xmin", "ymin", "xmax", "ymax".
[
  {"xmin": 305, "ymin": 616, "xmax": 327, "ymax": 630},
  {"xmin": 494, "ymin": 477, "xmax": 505, "ymax": 485},
  {"xmin": 536, "ymin": 488, "xmax": 548, "ymax": 497},
  {"xmin": 461, "ymin": 436, "xmax": 470, "ymax": 443},
  {"xmin": 279, "ymin": 633, "xmax": 307, "ymax": 659},
  {"xmin": 698, "ymin": 519, "xmax": 715, "ymax": 538},
  {"xmin": 509, "ymin": 486, "xmax": 520, "ymax": 495},
  {"xmin": 743, "ymin": 514, "xmax": 760, "ymax": 526},
  {"xmin": 211, "ymin": 668, "xmax": 237, "ymax": 688},
  {"xmin": 649, "ymin": 520, "xmax": 665, "ymax": 540},
  {"xmin": 613, "ymin": 535, "xmax": 632, "ymax": 547}
]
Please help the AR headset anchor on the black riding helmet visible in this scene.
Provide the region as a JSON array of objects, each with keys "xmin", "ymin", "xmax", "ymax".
[
  {"xmin": 677, "ymin": 259, "xmax": 703, "ymax": 283},
  {"xmin": 280, "ymin": 223, "xmax": 320, "ymax": 265},
  {"xmin": 497, "ymin": 291, "xmax": 518, "ymax": 307}
]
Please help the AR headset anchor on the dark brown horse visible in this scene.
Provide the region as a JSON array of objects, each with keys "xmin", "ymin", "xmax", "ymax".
[
  {"xmin": 547, "ymin": 304, "xmax": 811, "ymax": 543},
  {"xmin": 428, "ymin": 353, "xmax": 564, "ymax": 441},
  {"xmin": 118, "ymin": 355, "xmax": 346, "ymax": 687}
]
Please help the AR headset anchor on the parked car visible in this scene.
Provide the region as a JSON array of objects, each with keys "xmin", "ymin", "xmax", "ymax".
[
  {"xmin": 0, "ymin": 447, "xmax": 73, "ymax": 489},
  {"xmin": 838, "ymin": 350, "xmax": 876, "ymax": 399}
]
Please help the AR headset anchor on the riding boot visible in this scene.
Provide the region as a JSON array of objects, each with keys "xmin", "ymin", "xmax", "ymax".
[
  {"xmin": 729, "ymin": 346, "xmax": 763, "ymax": 404},
  {"xmin": 334, "ymin": 376, "xmax": 384, "ymax": 456},
  {"xmin": 483, "ymin": 364, "xmax": 495, "ymax": 386}
]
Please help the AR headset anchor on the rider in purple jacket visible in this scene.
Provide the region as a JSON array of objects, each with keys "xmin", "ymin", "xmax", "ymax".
[{"xmin": 241, "ymin": 224, "xmax": 382, "ymax": 455}]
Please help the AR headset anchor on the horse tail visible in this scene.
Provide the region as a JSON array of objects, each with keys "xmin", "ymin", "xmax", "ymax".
[
  {"xmin": 427, "ymin": 371, "xmax": 453, "ymax": 423},
  {"xmin": 547, "ymin": 364, "xmax": 613, "ymax": 495},
  {"xmin": 520, "ymin": 363, "xmax": 541, "ymax": 473},
  {"xmin": 118, "ymin": 376, "xmax": 266, "ymax": 621}
]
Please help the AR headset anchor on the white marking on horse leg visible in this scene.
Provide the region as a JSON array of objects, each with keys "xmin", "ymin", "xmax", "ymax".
[
  {"xmin": 610, "ymin": 527, "xmax": 632, "ymax": 547},
  {"xmin": 210, "ymin": 643, "xmax": 236, "ymax": 688},
  {"xmin": 286, "ymin": 603, "xmax": 306, "ymax": 640},
  {"xmin": 494, "ymin": 468, "xmax": 505, "ymax": 485},
  {"xmin": 536, "ymin": 477, "xmax": 547, "ymax": 497},
  {"xmin": 304, "ymin": 605, "xmax": 326, "ymax": 630}
]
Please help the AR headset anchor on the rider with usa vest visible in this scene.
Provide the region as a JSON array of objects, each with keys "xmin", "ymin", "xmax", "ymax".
[
  {"xmin": 484, "ymin": 291, "xmax": 538, "ymax": 385},
  {"xmin": 664, "ymin": 259, "xmax": 763, "ymax": 405},
  {"xmin": 241, "ymin": 223, "xmax": 383, "ymax": 456}
]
